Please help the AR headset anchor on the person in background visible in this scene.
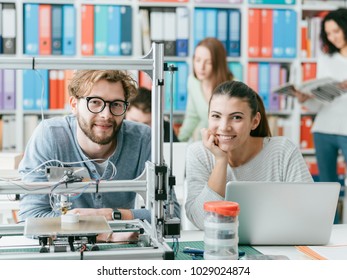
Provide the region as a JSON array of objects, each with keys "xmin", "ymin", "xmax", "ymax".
[
  {"xmin": 294, "ymin": 8, "xmax": 347, "ymax": 184},
  {"xmin": 18, "ymin": 70, "xmax": 180, "ymax": 242},
  {"xmin": 185, "ymin": 81, "xmax": 313, "ymax": 229},
  {"xmin": 178, "ymin": 37, "xmax": 234, "ymax": 142},
  {"xmin": 126, "ymin": 87, "xmax": 179, "ymax": 142}
]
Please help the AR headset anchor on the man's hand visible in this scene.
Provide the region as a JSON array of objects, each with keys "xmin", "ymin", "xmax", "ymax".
[
  {"xmin": 68, "ymin": 208, "xmax": 134, "ymax": 221},
  {"xmin": 68, "ymin": 208, "xmax": 109, "ymax": 217},
  {"xmin": 97, "ymin": 231, "xmax": 139, "ymax": 244},
  {"xmin": 67, "ymin": 208, "xmax": 138, "ymax": 244}
]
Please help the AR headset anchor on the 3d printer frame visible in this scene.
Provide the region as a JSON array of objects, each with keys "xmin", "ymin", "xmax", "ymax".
[{"xmin": 0, "ymin": 42, "xmax": 180, "ymax": 260}]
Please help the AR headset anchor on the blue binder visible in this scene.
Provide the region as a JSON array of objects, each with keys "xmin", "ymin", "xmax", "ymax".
[
  {"xmin": 228, "ymin": 62, "xmax": 243, "ymax": 82},
  {"xmin": 258, "ymin": 63, "xmax": 270, "ymax": 110},
  {"xmin": 23, "ymin": 70, "xmax": 36, "ymax": 110},
  {"xmin": 107, "ymin": 5, "xmax": 121, "ymax": 56},
  {"xmin": 94, "ymin": 5, "xmax": 108, "ymax": 56},
  {"xmin": 193, "ymin": 8, "xmax": 205, "ymax": 49},
  {"xmin": 35, "ymin": 69, "xmax": 49, "ymax": 110},
  {"xmin": 120, "ymin": 6, "xmax": 132, "ymax": 56},
  {"xmin": 228, "ymin": 9, "xmax": 241, "ymax": 57},
  {"xmin": 23, "ymin": 3, "xmax": 39, "ymax": 55},
  {"xmin": 273, "ymin": 9, "xmax": 285, "ymax": 58},
  {"xmin": 176, "ymin": 62, "xmax": 188, "ymax": 111},
  {"xmin": 62, "ymin": 5, "xmax": 76, "ymax": 55},
  {"xmin": 205, "ymin": 8, "xmax": 217, "ymax": 38},
  {"xmin": 284, "ymin": 10, "xmax": 297, "ymax": 58},
  {"xmin": 52, "ymin": 5, "xmax": 63, "ymax": 55},
  {"xmin": 217, "ymin": 9, "xmax": 228, "ymax": 51}
]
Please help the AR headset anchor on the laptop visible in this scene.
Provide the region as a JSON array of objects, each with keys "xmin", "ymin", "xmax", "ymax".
[{"xmin": 225, "ymin": 181, "xmax": 340, "ymax": 245}]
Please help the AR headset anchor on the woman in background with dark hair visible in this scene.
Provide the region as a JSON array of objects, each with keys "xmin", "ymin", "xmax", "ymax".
[
  {"xmin": 294, "ymin": 8, "xmax": 347, "ymax": 183},
  {"xmin": 178, "ymin": 37, "xmax": 234, "ymax": 142},
  {"xmin": 185, "ymin": 81, "xmax": 313, "ymax": 229}
]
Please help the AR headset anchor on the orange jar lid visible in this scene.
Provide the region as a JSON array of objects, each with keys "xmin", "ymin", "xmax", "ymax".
[{"xmin": 204, "ymin": 201, "xmax": 240, "ymax": 217}]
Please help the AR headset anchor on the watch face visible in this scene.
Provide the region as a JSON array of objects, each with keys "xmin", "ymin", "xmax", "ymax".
[{"xmin": 113, "ymin": 210, "xmax": 122, "ymax": 220}]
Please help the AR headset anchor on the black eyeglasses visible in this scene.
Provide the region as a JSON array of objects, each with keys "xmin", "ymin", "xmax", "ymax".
[{"xmin": 82, "ymin": 97, "xmax": 129, "ymax": 116}]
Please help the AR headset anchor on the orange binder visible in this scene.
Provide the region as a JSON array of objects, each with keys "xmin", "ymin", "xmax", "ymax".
[
  {"xmin": 260, "ymin": 9, "xmax": 273, "ymax": 58},
  {"xmin": 49, "ymin": 70, "xmax": 58, "ymax": 109},
  {"xmin": 302, "ymin": 63, "xmax": 317, "ymax": 81},
  {"xmin": 39, "ymin": 4, "xmax": 52, "ymax": 55},
  {"xmin": 64, "ymin": 70, "xmax": 74, "ymax": 109},
  {"xmin": 300, "ymin": 116, "xmax": 314, "ymax": 149},
  {"xmin": 337, "ymin": 161, "xmax": 346, "ymax": 176},
  {"xmin": 81, "ymin": 5, "xmax": 94, "ymax": 56},
  {"xmin": 57, "ymin": 70, "xmax": 65, "ymax": 109},
  {"xmin": 248, "ymin": 9, "xmax": 261, "ymax": 58},
  {"xmin": 306, "ymin": 159, "xmax": 319, "ymax": 176},
  {"xmin": 138, "ymin": 71, "xmax": 152, "ymax": 90},
  {"xmin": 301, "ymin": 20, "xmax": 309, "ymax": 58},
  {"xmin": 247, "ymin": 63, "xmax": 259, "ymax": 92}
]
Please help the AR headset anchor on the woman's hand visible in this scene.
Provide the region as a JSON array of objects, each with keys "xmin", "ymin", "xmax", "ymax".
[
  {"xmin": 339, "ymin": 80, "xmax": 347, "ymax": 89},
  {"xmin": 201, "ymin": 128, "xmax": 227, "ymax": 160},
  {"xmin": 293, "ymin": 90, "xmax": 312, "ymax": 103},
  {"xmin": 201, "ymin": 128, "xmax": 228, "ymax": 197}
]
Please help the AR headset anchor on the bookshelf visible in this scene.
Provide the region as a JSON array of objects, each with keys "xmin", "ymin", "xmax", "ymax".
[{"xmin": 0, "ymin": 0, "xmax": 346, "ymax": 155}]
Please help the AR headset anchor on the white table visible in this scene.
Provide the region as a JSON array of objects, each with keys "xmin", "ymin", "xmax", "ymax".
[{"xmin": 179, "ymin": 224, "xmax": 347, "ymax": 260}]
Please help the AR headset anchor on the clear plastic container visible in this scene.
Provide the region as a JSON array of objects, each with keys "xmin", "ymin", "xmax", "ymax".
[{"xmin": 203, "ymin": 201, "xmax": 240, "ymax": 260}]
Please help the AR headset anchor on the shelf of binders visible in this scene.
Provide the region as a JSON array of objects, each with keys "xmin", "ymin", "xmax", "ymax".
[
  {"xmin": 21, "ymin": 1, "xmax": 133, "ymax": 57},
  {"xmin": 3, "ymin": 0, "xmax": 342, "ymax": 154}
]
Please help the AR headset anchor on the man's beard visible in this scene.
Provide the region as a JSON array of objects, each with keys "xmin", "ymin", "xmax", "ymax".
[{"xmin": 76, "ymin": 113, "xmax": 121, "ymax": 145}]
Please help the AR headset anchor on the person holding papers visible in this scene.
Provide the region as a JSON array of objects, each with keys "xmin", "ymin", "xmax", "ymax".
[
  {"xmin": 294, "ymin": 8, "xmax": 347, "ymax": 183},
  {"xmin": 185, "ymin": 80, "xmax": 313, "ymax": 229},
  {"xmin": 178, "ymin": 37, "xmax": 234, "ymax": 142}
]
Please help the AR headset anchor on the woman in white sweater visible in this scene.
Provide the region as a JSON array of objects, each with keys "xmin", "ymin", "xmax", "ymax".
[
  {"xmin": 185, "ymin": 80, "xmax": 313, "ymax": 229},
  {"xmin": 295, "ymin": 8, "xmax": 347, "ymax": 183}
]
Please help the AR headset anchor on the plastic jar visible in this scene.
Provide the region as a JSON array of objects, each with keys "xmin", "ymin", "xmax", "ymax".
[{"xmin": 203, "ymin": 201, "xmax": 240, "ymax": 260}]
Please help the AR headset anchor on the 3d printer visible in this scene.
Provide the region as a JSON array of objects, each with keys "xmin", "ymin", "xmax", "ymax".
[{"xmin": 0, "ymin": 42, "xmax": 181, "ymax": 260}]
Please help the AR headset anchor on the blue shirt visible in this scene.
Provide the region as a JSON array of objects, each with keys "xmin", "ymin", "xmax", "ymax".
[{"xmin": 18, "ymin": 115, "xmax": 178, "ymax": 222}]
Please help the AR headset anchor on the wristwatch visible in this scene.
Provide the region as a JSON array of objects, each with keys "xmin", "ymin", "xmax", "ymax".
[{"xmin": 112, "ymin": 209, "xmax": 122, "ymax": 220}]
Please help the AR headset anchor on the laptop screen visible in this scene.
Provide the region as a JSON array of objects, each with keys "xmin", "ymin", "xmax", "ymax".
[{"xmin": 225, "ymin": 181, "xmax": 340, "ymax": 245}]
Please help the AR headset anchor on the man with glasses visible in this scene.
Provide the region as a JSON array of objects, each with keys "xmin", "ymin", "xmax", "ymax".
[{"xmin": 18, "ymin": 70, "xmax": 180, "ymax": 242}]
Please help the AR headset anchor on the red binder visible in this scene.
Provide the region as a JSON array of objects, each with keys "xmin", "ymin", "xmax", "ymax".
[
  {"xmin": 39, "ymin": 4, "xmax": 52, "ymax": 55},
  {"xmin": 248, "ymin": 9, "xmax": 261, "ymax": 58},
  {"xmin": 138, "ymin": 71, "xmax": 152, "ymax": 90},
  {"xmin": 300, "ymin": 116, "xmax": 314, "ymax": 149},
  {"xmin": 49, "ymin": 70, "xmax": 58, "ymax": 109},
  {"xmin": 57, "ymin": 70, "xmax": 65, "ymax": 109},
  {"xmin": 81, "ymin": 5, "xmax": 94, "ymax": 56},
  {"xmin": 260, "ymin": 9, "xmax": 273, "ymax": 58},
  {"xmin": 247, "ymin": 63, "xmax": 259, "ymax": 92}
]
